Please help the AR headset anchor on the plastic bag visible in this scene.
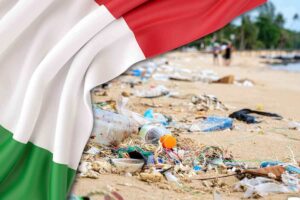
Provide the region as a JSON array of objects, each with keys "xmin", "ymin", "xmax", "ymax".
[{"xmin": 190, "ymin": 116, "xmax": 233, "ymax": 132}]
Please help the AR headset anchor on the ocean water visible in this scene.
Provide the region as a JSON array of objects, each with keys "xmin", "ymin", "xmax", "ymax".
[{"xmin": 272, "ymin": 62, "xmax": 300, "ymax": 72}]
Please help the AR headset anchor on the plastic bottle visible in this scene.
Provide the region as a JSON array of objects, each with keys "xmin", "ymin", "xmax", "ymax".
[
  {"xmin": 92, "ymin": 108, "xmax": 138, "ymax": 146},
  {"xmin": 139, "ymin": 125, "xmax": 176, "ymax": 148},
  {"xmin": 190, "ymin": 116, "xmax": 233, "ymax": 132}
]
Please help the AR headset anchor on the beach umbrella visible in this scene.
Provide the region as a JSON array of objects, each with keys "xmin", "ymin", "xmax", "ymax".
[{"xmin": 0, "ymin": 0, "xmax": 266, "ymax": 199}]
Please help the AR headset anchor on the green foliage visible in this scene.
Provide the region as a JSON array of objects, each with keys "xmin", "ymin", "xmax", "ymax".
[
  {"xmin": 188, "ymin": 1, "xmax": 299, "ymax": 50},
  {"xmin": 238, "ymin": 15, "xmax": 259, "ymax": 50}
]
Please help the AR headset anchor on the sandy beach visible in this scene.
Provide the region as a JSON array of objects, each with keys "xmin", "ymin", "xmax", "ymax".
[{"xmin": 71, "ymin": 51, "xmax": 300, "ymax": 200}]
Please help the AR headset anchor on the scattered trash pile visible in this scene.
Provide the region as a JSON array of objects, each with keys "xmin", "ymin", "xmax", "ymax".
[
  {"xmin": 235, "ymin": 161, "xmax": 300, "ymax": 198},
  {"xmin": 124, "ymin": 58, "xmax": 255, "ymax": 87},
  {"xmin": 75, "ymin": 58, "xmax": 300, "ymax": 199}
]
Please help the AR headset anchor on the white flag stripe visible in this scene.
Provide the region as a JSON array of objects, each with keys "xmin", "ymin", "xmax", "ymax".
[
  {"xmin": 0, "ymin": 0, "xmax": 18, "ymax": 19},
  {"xmin": 13, "ymin": 5, "xmax": 114, "ymax": 144},
  {"xmin": 0, "ymin": 0, "xmax": 54, "ymax": 55},
  {"xmin": 0, "ymin": 0, "xmax": 100, "ymax": 132}
]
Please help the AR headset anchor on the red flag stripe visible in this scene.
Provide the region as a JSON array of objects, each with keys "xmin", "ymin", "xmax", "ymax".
[
  {"xmin": 95, "ymin": 0, "xmax": 149, "ymax": 18},
  {"xmin": 123, "ymin": 0, "xmax": 267, "ymax": 58}
]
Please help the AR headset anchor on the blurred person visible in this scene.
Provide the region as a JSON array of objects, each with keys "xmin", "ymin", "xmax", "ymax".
[
  {"xmin": 212, "ymin": 42, "xmax": 220, "ymax": 65},
  {"xmin": 223, "ymin": 42, "xmax": 233, "ymax": 66}
]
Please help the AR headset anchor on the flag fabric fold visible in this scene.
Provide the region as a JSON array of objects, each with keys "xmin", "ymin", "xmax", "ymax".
[{"xmin": 0, "ymin": 0, "xmax": 266, "ymax": 199}]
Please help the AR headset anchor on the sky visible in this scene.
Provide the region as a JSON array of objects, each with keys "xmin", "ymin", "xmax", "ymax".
[
  {"xmin": 234, "ymin": 0, "xmax": 300, "ymax": 31},
  {"xmin": 270, "ymin": 0, "xmax": 300, "ymax": 31}
]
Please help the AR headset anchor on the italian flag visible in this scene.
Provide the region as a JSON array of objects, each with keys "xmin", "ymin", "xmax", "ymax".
[{"xmin": 0, "ymin": 0, "xmax": 266, "ymax": 199}]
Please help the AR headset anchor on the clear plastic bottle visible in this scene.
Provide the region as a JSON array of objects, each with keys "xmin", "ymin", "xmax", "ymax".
[
  {"xmin": 139, "ymin": 125, "xmax": 176, "ymax": 149},
  {"xmin": 92, "ymin": 108, "xmax": 138, "ymax": 146},
  {"xmin": 190, "ymin": 116, "xmax": 233, "ymax": 132}
]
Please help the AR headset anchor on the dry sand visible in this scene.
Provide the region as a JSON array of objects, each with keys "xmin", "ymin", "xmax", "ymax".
[{"xmin": 71, "ymin": 51, "xmax": 300, "ymax": 199}]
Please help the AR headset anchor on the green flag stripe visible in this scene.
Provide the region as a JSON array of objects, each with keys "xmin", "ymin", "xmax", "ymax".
[{"xmin": 0, "ymin": 125, "xmax": 76, "ymax": 200}]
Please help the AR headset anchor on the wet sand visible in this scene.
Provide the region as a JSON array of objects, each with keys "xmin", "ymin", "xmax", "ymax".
[{"xmin": 72, "ymin": 51, "xmax": 300, "ymax": 199}]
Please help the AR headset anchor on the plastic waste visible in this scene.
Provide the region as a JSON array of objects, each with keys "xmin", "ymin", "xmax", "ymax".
[
  {"xmin": 147, "ymin": 155, "xmax": 155, "ymax": 165},
  {"xmin": 169, "ymin": 73, "xmax": 194, "ymax": 82},
  {"xmin": 213, "ymin": 191, "xmax": 223, "ymax": 200},
  {"xmin": 193, "ymin": 165, "xmax": 202, "ymax": 172},
  {"xmin": 243, "ymin": 165, "xmax": 285, "ymax": 180},
  {"xmin": 129, "ymin": 60, "xmax": 158, "ymax": 80},
  {"xmin": 260, "ymin": 161, "xmax": 282, "ymax": 168},
  {"xmin": 229, "ymin": 109, "xmax": 283, "ymax": 124},
  {"xmin": 139, "ymin": 125, "xmax": 170, "ymax": 144},
  {"xmin": 152, "ymin": 73, "xmax": 169, "ymax": 81},
  {"xmin": 160, "ymin": 134, "xmax": 177, "ymax": 149},
  {"xmin": 235, "ymin": 79, "xmax": 255, "ymax": 87},
  {"xmin": 281, "ymin": 173, "xmax": 300, "ymax": 192},
  {"xmin": 190, "ymin": 116, "xmax": 233, "ymax": 132},
  {"xmin": 289, "ymin": 121, "xmax": 300, "ymax": 131},
  {"xmin": 85, "ymin": 146, "xmax": 101, "ymax": 155},
  {"xmin": 260, "ymin": 161, "xmax": 300, "ymax": 175},
  {"xmin": 134, "ymin": 85, "xmax": 169, "ymax": 98},
  {"xmin": 111, "ymin": 158, "xmax": 144, "ymax": 173},
  {"xmin": 92, "ymin": 108, "xmax": 138, "ymax": 146},
  {"xmin": 193, "ymin": 69, "xmax": 219, "ymax": 83},
  {"xmin": 143, "ymin": 109, "xmax": 170, "ymax": 126},
  {"xmin": 285, "ymin": 165, "xmax": 300, "ymax": 174},
  {"xmin": 117, "ymin": 146, "xmax": 153, "ymax": 164},
  {"xmin": 116, "ymin": 97, "xmax": 149, "ymax": 126},
  {"xmin": 191, "ymin": 95, "xmax": 228, "ymax": 111},
  {"xmin": 235, "ymin": 177, "xmax": 292, "ymax": 198},
  {"xmin": 164, "ymin": 171, "xmax": 179, "ymax": 184},
  {"xmin": 213, "ymin": 75, "xmax": 234, "ymax": 84}
]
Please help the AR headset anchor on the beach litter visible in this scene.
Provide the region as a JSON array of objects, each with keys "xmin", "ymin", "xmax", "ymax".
[
  {"xmin": 191, "ymin": 95, "xmax": 228, "ymax": 111},
  {"xmin": 229, "ymin": 108, "xmax": 283, "ymax": 124},
  {"xmin": 138, "ymin": 126, "xmax": 177, "ymax": 151},
  {"xmin": 193, "ymin": 70, "xmax": 219, "ymax": 83},
  {"xmin": 213, "ymin": 75, "xmax": 235, "ymax": 84},
  {"xmin": 243, "ymin": 165, "xmax": 286, "ymax": 180},
  {"xmin": 77, "ymin": 56, "xmax": 300, "ymax": 199},
  {"xmin": 235, "ymin": 79, "xmax": 255, "ymax": 87},
  {"xmin": 169, "ymin": 73, "xmax": 194, "ymax": 82},
  {"xmin": 289, "ymin": 121, "xmax": 300, "ymax": 131},
  {"xmin": 134, "ymin": 85, "xmax": 170, "ymax": 98},
  {"xmin": 234, "ymin": 176, "xmax": 295, "ymax": 198},
  {"xmin": 92, "ymin": 108, "xmax": 139, "ymax": 146},
  {"xmin": 111, "ymin": 158, "xmax": 144, "ymax": 173},
  {"xmin": 128, "ymin": 60, "xmax": 158, "ymax": 81},
  {"xmin": 143, "ymin": 109, "xmax": 171, "ymax": 126},
  {"xmin": 189, "ymin": 116, "xmax": 233, "ymax": 132}
]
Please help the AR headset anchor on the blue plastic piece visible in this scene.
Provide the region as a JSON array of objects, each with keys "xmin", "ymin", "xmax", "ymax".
[
  {"xmin": 132, "ymin": 69, "xmax": 142, "ymax": 77},
  {"xmin": 193, "ymin": 165, "xmax": 202, "ymax": 171},
  {"xmin": 147, "ymin": 155, "xmax": 155, "ymax": 165},
  {"xmin": 157, "ymin": 157, "xmax": 164, "ymax": 164},
  {"xmin": 201, "ymin": 116, "xmax": 233, "ymax": 132},
  {"xmin": 144, "ymin": 109, "xmax": 154, "ymax": 119},
  {"xmin": 143, "ymin": 109, "xmax": 169, "ymax": 126},
  {"xmin": 285, "ymin": 165, "xmax": 300, "ymax": 174},
  {"xmin": 260, "ymin": 161, "xmax": 282, "ymax": 168}
]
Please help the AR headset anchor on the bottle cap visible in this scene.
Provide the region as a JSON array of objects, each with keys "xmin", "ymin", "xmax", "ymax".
[{"xmin": 160, "ymin": 134, "xmax": 176, "ymax": 149}]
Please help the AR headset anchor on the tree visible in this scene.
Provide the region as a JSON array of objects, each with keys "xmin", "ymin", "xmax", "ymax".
[
  {"xmin": 275, "ymin": 13, "xmax": 285, "ymax": 28},
  {"xmin": 238, "ymin": 15, "xmax": 259, "ymax": 50},
  {"xmin": 183, "ymin": 1, "xmax": 299, "ymax": 50},
  {"xmin": 256, "ymin": 2, "xmax": 281, "ymax": 49}
]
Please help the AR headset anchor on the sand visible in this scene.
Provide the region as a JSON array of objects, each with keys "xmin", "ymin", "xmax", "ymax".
[{"xmin": 71, "ymin": 51, "xmax": 300, "ymax": 199}]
